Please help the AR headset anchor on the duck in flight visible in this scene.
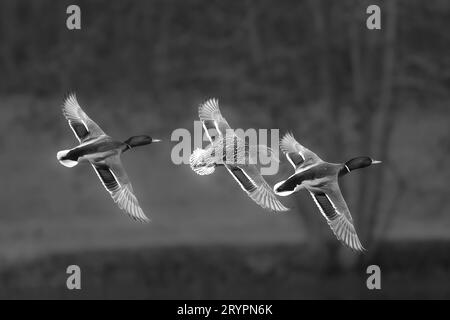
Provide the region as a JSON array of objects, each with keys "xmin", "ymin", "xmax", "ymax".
[
  {"xmin": 190, "ymin": 99, "xmax": 288, "ymax": 212},
  {"xmin": 273, "ymin": 133, "xmax": 381, "ymax": 251},
  {"xmin": 57, "ymin": 93, "xmax": 160, "ymax": 222}
]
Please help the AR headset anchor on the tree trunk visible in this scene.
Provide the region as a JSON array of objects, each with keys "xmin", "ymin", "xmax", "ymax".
[
  {"xmin": 0, "ymin": 1, "xmax": 18, "ymax": 88},
  {"xmin": 304, "ymin": 0, "xmax": 350, "ymax": 269},
  {"xmin": 365, "ymin": 0, "xmax": 398, "ymax": 253}
]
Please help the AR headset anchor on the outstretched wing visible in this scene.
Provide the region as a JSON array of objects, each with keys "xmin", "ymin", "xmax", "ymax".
[
  {"xmin": 199, "ymin": 98, "xmax": 232, "ymax": 142},
  {"xmin": 198, "ymin": 98, "xmax": 287, "ymax": 212},
  {"xmin": 309, "ymin": 182, "xmax": 364, "ymax": 251},
  {"xmin": 62, "ymin": 93, "xmax": 107, "ymax": 143},
  {"xmin": 91, "ymin": 156, "xmax": 149, "ymax": 223},
  {"xmin": 225, "ymin": 164, "xmax": 289, "ymax": 212},
  {"xmin": 280, "ymin": 133, "xmax": 321, "ymax": 168}
]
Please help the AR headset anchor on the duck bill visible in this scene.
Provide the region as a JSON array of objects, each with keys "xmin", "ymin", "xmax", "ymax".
[
  {"xmin": 372, "ymin": 160, "xmax": 382, "ymax": 165},
  {"xmin": 152, "ymin": 139, "xmax": 162, "ymax": 143}
]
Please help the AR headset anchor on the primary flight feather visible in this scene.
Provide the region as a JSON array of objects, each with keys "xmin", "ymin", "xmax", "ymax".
[{"xmin": 57, "ymin": 93, "xmax": 161, "ymax": 222}]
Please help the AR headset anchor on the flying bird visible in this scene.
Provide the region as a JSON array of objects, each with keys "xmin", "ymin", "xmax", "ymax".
[
  {"xmin": 190, "ymin": 99, "xmax": 288, "ymax": 212},
  {"xmin": 57, "ymin": 93, "xmax": 160, "ymax": 222},
  {"xmin": 273, "ymin": 133, "xmax": 382, "ymax": 251}
]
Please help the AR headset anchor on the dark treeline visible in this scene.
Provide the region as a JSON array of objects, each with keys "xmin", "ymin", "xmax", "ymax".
[{"xmin": 0, "ymin": 0, "xmax": 447, "ymax": 99}]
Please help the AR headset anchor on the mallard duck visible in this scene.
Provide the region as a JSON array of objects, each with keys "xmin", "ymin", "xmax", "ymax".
[
  {"xmin": 273, "ymin": 133, "xmax": 381, "ymax": 251},
  {"xmin": 56, "ymin": 94, "xmax": 160, "ymax": 222},
  {"xmin": 190, "ymin": 99, "xmax": 288, "ymax": 212}
]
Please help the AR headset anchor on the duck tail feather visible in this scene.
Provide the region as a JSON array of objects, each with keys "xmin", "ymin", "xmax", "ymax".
[
  {"xmin": 189, "ymin": 148, "xmax": 216, "ymax": 176},
  {"xmin": 57, "ymin": 149, "xmax": 78, "ymax": 168},
  {"xmin": 273, "ymin": 179, "xmax": 297, "ymax": 197}
]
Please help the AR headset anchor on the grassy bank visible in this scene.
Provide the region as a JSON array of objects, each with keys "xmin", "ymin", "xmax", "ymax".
[{"xmin": 1, "ymin": 241, "xmax": 450, "ymax": 299}]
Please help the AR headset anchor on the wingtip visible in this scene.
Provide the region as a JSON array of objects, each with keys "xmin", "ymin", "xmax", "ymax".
[
  {"xmin": 282, "ymin": 131, "xmax": 295, "ymax": 141},
  {"xmin": 338, "ymin": 238, "xmax": 366, "ymax": 253},
  {"xmin": 264, "ymin": 193, "xmax": 290, "ymax": 213},
  {"xmin": 280, "ymin": 132, "xmax": 297, "ymax": 153},
  {"xmin": 133, "ymin": 216, "xmax": 151, "ymax": 224},
  {"xmin": 351, "ymin": 237, "xmax": 366, "ymax": 253},
  {"xmin": 199, "ymin": 97, "xmax": 219, "ymax": 109},
  {"xmin": 205, "ymin": 97, "xmax": 219, "ymax": 105},
  {"xmin": 141, "ymin": 217, "xmax": 151, "ymax": 224},
  {"xmin": 199, "ymin": 98, "xmax": 221, "ymax": 121},
  {"xmin": 130, "ymin": 211, "xmax": 151, "ymax": 224},
  {"xmin": 62, "ymin": 92, "xmax": 79, "ymax": 112},
  {"xmin": 63, "ymin": 91, "xmax": 77, "ymax": 102},
  {"xmin": 268, "ymin": 198, "xmax": 290, "ymax": 212},
  {"xmin": 262, "ymin": 202, "xmax": 290, "ymax": 213},
  {"xmin": 276, "ymin": 205, "xmax": 290, "ymax": 213}
]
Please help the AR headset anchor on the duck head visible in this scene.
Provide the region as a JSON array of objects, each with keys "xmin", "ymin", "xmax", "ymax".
[
  {"xmin": 124, "ymin": 136, "xmax": 161, "ymax": 150},
  {"xmin": 339, "ymin": 157, "xmax": 381, "ymax": 176}
]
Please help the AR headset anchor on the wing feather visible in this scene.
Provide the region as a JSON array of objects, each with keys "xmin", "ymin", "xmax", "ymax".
[
  {"xmin": 62, "ymin": 93, "xmax": 107, "ymax": 142},
  {"xmin": 309, "ymin": 182, "xmax": 364, "ymax": 251},
  {"xmin": 226, "ymin": 164, "xmax": 289, "ymax": 212},
  {"xmin": 199, "ymin": 98, "xmax": 232, "ymax": 140},
  {"xmin": 280, "ymin": 133, "xmax": 321, "ymax": 168},
  {"xmin": 92, "ymin": 157, "xmax": 149, "ymax": 223}
]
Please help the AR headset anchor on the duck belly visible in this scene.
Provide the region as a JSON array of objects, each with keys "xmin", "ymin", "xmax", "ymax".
[
  {"xmin": 79, "ymin": 150, "xmax": 116, "ymax": 163},
  {"xmin": 302, "ymin": 177, "xmax": 329, "ymax": 189},
  {"xmin": 58, "ymin": 141, "xmax": 119, "ymax": 167}
]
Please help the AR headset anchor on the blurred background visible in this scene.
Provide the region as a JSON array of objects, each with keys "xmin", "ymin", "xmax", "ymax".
[{"xmin": 0, "ymin": 0, "xmax": 449, "ymax": 299}]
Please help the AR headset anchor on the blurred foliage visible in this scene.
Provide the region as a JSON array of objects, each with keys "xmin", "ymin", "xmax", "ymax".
[{"xmin": 0, "ymin": 0, "xmax": 447, "ymax": 100}]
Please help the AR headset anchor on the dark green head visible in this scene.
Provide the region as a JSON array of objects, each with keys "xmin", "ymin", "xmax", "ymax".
[
  {"xmin": 339, "ymin": 157, "xmax": 381, "ymax": 176},
  {"xmin": 124, "ymin": 136, "xmax": 161, "ymax": 150}
]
